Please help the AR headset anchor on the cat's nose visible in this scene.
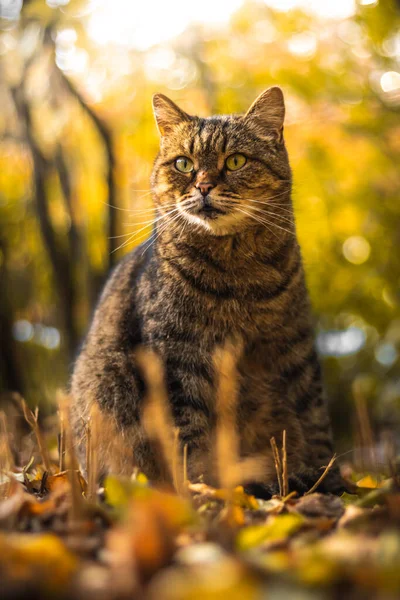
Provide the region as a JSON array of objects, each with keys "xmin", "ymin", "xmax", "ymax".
[{"xmin": 196, "ymin": 181, "xmax": 214, "ymax": 197}]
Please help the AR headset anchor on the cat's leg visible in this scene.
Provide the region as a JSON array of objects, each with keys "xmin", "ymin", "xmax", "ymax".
[
  {"xmin": 244, "ymin": 412, "xmax": 346, "ymax": 499},
  {"xmin": 171, "ymin": 403, "xmax": 215, "ymax": 485},
  {"xmin": 240, "ymin": 402, "xmax": 313, "ymax": 499},
  {"xmin": 71, "ymin": 347, "xmax": 156, "ymax": 478}
]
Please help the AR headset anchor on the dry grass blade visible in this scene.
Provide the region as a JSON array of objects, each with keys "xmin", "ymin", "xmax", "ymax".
[
  {"xmin": 270, "ymin": 436, "xmax": 283, "ymax": 497},
  {"xmin": 214, "ymin": 341, "xmax": 267, "ymax": 489},
  {"xmin": 58, "ymin": 410, "xmax": 65, "ymax": 472},
  {"xmin": 226, "ymin": 457, "xmax": 268, "ymax": 489},
  {"xmin": 57, "ymin": 391, "xmax": 84, "ymax": 524},
  {"xmin": 20, "ymin": 397, "xmax": 52, "ymax": 473},
  {"xmin": 304, "ymin": 454, "xmax": 337, "ymax": 496},
  {"xmin": 353, "ymin": 380, "xmax": 376, "ymax": 472},
  {"xmin": 382, "ymin": 431, "xmax": 398, "ymax": 486},
  {"xmin": 0, "ymin": 412, "xmax": 14, "ymax": 499},
  {"xmin": 137, "ymin": 348, "xmax": 185, "ymax": 495},
  {"xmin": 86, "ymin": 404, "xmax": 100, "ymax": 503},
  {"xmin": 214, "ymin": 342, "xmax": 240, "ymax": 489},
  {"xmin": 183, "ymin": 443, "xmax": 188, "ymax": 488},
  {"xmin": 282, "ymin": 430, "xmax": 288, "ymax": 497},
  {"xmin": 0, "ymin": 411, "xmax": 14, "ymax": 470},
  {"xmin": 172, "ymin": 428, "xmax": 182, "ymax": 494}
]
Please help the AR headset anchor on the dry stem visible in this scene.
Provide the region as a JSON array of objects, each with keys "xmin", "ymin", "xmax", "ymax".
[
  {"xmin": 282, "ymin": 430, "xmax": 288, "ymax": 497},
  {"xmin": 86, "ymin": 404, "xmax": 100, "ymax": 503},
  {"xmin": 270, "ymin": 437, "xmax": 283, "ymax": 497},
  {"xmin": 137, "ymin": 349, "xmax": 185, "ymax": 495},
  {"xmin": 0, "ymin": 412, "xmax": 14, "ymax": 499},
  {"xmin": 183, "ymin": 443, "xmax": 188, "ymax": 487},
  {"xmin": 57, "ymin": 392, "xmax": 84, "ymax": 523},
  {"xmin": 20, "ymin": 398, "xmax": 52, "ymax": 473},
  {"xmin": 353, "ymin": 380, "xmax": 376, "ymax": 471},
  {"xmin": 305, "ymin": 454, "xmax": 337, "ymax": 496},
  {"xmin": 214, "ymin": 342, "xmax": 240, "ymax": 489}
]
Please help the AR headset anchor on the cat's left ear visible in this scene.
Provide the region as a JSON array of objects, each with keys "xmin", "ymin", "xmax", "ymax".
[
  {"xmin": 244, "ymin": 87, "xmax": 285, "ymax": 143},
  {"xmin": 152, "ymin": 93, "xmax": 191, "ymax": 136}
]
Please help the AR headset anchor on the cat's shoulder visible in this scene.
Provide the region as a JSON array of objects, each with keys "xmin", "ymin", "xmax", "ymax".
[{"xmin": 100, "ymin": 241, "xmax": 153, "ymax": 301}]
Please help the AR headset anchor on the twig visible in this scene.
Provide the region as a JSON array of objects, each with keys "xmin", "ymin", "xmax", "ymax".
[
  {"xmin": 305, "ymin": 454, "xmax": 337, "ymax": 496},
  {"xmin": 20, "ymin": 399, "xmax": 52, "ymax": 473}
]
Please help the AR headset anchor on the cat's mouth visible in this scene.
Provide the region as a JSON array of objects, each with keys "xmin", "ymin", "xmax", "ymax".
[
  {"xmin": 186, "ymin": 197, "xmax": 227, "ymax": 220},
  {"xmin": 197, "ymin": 205, "xmax": 226, "ymax": 219}
]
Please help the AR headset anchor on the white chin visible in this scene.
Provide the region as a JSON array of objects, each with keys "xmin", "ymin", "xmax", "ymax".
[{"xmin": 180, "ymin": 209, "xmax": 246, "ymax": 236}]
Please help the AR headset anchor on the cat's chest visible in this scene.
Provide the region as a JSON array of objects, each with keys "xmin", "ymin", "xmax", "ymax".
[{"xmin": 136, "ymin": 249, "xmax": 294, "ymax": 346}]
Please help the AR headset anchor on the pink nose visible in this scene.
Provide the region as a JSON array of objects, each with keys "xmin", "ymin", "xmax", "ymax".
[{"xmin": 196, "ymin": 182, "xmax": 214, "ymax": 196}]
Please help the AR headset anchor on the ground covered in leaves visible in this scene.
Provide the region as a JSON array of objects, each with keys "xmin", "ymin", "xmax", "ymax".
[{"xmin": 1, "ymin": 458, "xmax": 400, "ymax": 600}]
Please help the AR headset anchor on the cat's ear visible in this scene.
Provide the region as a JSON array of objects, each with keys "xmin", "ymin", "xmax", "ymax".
[
  {"xmin": 152, "ymin": 94, "xmax": 191, "ymax": 136},
  {"xmin": 244, "ymin": 86, "xmax": 285, "ymax": 142}
]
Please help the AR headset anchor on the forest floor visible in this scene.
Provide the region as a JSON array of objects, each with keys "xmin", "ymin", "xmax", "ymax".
[{"xmin": 1, "ymin": 392, "xmax": 400, "ymax": 600}]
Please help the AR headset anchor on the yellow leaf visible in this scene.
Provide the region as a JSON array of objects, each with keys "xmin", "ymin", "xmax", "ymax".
[
  {"xmin": 0, "ymin": 533, "xmax": 77, "ymax": 591},
  {"xmin": 236, "ymin": 513, "xmax": 304, "ymax": 551},
  {"xmin": 356, "ymin": 475, "xmax": 384, "ymax": 489}
]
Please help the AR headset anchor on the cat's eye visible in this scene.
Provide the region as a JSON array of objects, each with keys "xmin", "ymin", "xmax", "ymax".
[
  {"xmin": 225, "ymin": 153, "xmax": 247, "ymax": 171},
  {"xmin": 175, "ymin": 157, "xmax": 194, "ymax": 173}
]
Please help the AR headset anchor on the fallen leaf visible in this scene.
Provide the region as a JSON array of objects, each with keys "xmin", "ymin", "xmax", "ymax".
[
  {"xmin": 293, "ymin": 493, "xmax": 344, "ymax": 520},
  {"xmin": 0, "ymin": 533, "xmax": 77, "ymax": 592},
  {"xmin": 236, "ymin": 513, "xmax": 304, "ymax": 551},
  {"xmin": 340, "ymin": 492, "xmax": 360, "ymax": 506},
  {"xmin": 356, "ymin": 475, "xmax": 385, "ymax": 489}
]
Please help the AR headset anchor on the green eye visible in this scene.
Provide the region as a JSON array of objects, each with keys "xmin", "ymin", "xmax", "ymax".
[
  {"xmin": 225, "ymin": 153, "xmax": 247, "ymax": 171},
  {"xmin": 175, "ymin": 157, "xmax": 194, "ymax": 173}
]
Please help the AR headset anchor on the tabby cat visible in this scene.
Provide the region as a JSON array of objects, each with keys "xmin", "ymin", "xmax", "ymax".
[{"xmin": 71, "ymin": 87, "xmax": 343, "ymax": 497}]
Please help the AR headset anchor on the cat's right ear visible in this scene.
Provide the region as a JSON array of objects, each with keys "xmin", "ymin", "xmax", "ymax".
[
  {"xmin": 152, "ymin": 94, "xmax": 191, "ymax": 136},
  {"xmin": 244, "ymin": 86, "xmax": 285, "ymax": 143}
]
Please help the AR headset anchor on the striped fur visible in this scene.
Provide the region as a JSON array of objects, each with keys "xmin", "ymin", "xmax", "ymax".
[{"xmin": 71, "ymin": 88, "xmax": 343, "ymax": 497}]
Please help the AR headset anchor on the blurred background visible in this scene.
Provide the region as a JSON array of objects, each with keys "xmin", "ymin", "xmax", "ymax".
[{"xmin": 0, "ymin": 0, "xmax": 399, "ymax": 456}]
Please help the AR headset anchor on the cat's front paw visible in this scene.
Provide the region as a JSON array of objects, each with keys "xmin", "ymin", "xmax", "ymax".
[
  {"xmin": 244, "ymin": 474, "xmax": 309, "ymax": 500},
  {"xmin": 243, "ymin": 481, "xmax": 280, "ymax": 500}
]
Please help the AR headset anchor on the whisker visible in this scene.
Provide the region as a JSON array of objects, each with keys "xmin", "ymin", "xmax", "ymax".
[
  {"xmin": 101, "ymin": 193, "xmax": 155, "ymax": 214},
  {"xmin": 110, "ymin": 208, "xmax": 181, "ymax": 253},
  {"xmin": 246, "ymin": 205, "xmax": 295, "ymax": 226},
  {"xmin": 236, "ymin": 207, "xmax": 281, "ymax": 241},
  {"xmin": 250, "ymin": 190, "xmax": 291, "ymax": 204},
  {"xmin": 251, "ymin": 214, "xmax": 295, "ymax": 236},
  {"xmin": 140, "ymin": 212, "xmax": 184, "ymax": 257},
  {"xmin": 177, "ymin": 217, "xmax": 188, "ymax": 243},
  {"xmin": 237, "ymin": 206, "xmax": 295, "ymax": 237},
  {"xmin": 120, "ymin": 208, "xmax": 182, "ymax": 233},
  {"xmin": 245, "ymin": 200, "xmax": 295, "ymax": 216},
  {"xmin": 101, "ymin": 201, "xmax": 138, "ymax": 213},
  {"xmin": 122, "ymin": 199, "xmax": 197, "ymax": 226}
]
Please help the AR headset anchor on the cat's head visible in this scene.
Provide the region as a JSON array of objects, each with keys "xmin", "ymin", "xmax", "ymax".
[{"xmin": 151, "ymin": 87, "xmax": 292, "ymax": 236}]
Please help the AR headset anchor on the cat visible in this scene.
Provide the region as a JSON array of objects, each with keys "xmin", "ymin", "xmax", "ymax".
[{"xmin": 71, "ymin": 87, "xmax": 344, "ymax": 498}]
